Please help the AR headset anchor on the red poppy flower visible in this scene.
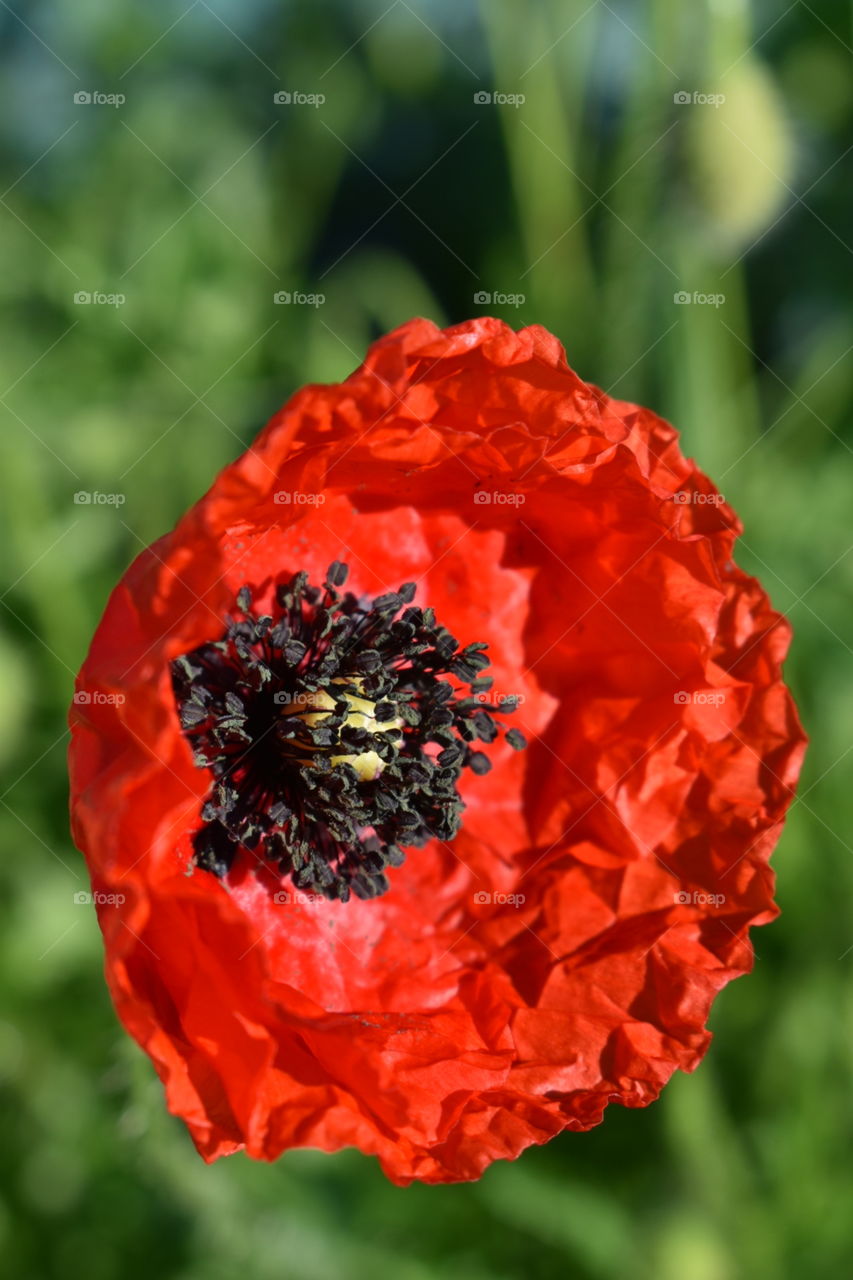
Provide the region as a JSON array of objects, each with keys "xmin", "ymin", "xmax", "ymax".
[{"xmin": 68, "ymin": 316, "xmax": 805, "ymax": 1185}]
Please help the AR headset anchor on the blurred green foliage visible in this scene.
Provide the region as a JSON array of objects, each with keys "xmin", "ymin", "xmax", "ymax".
[{"xmin": 1, "ymin": 1, "xmax": 851, "ymax": 1277}]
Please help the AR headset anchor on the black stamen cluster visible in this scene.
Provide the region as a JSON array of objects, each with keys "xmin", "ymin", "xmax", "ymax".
[{"xmin": 170, "ymin": 563, "xmax": 526, "ymax": 901}]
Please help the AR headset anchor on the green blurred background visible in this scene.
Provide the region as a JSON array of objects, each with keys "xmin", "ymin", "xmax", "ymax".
[{"xmin": 1, "ymin": 1, "xmax": 851, "ymax": 1276}]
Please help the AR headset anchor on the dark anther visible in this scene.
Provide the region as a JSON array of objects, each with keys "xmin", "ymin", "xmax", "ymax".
[{"xmin": 170, "ymin": 564, "xmax": 525, "ymax": 902}]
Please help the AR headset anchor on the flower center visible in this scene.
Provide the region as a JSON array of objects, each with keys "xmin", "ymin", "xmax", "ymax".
[
  {"xmin": 170, "ymin": 563, "xmax": 525, "ymax": 901},
  {"xmin": 276, "ymin": 679, "xmax": 403, "ymax": 781}
]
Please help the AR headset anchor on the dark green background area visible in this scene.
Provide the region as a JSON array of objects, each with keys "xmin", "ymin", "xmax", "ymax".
[{"xmin": 0, "ymin": 1, "xmax": 850, "ymax": 1277}]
